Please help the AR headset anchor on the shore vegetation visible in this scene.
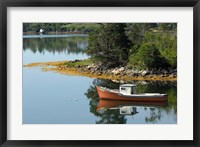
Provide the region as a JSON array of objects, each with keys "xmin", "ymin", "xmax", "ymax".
[{"xmin": 24, "ymin": 23, "xmax": 177, "ymax": 80}]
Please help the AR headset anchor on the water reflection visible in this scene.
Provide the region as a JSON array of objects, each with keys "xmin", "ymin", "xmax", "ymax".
[
  {"xmin": 23, "ymin": 36, "xmax": 88, "ymax": 55},
  {"xmin": 120, "ymin": 106, "xmax": 138, "ymax": 115},
  {"xmin": 97, "ymin": 99, "xmax": 168, "ymax": 123},
  {"xmin": 97, "ymin": 99, "xmax": 168, "ymax": 111},
  {"xmin": 85, "ymin": 79, "xmax": 177, "ymax": 124}
]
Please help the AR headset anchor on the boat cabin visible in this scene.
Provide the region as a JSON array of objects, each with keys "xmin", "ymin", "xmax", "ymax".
[{"xmin": 119, "ymin": 84, "xmax": 137, "ymax": 95}]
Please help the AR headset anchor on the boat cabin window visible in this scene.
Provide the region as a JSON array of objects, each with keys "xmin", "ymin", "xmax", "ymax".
[{"xmin": 121, "ymin": 87, "xmax": 126, "ymax": 90}]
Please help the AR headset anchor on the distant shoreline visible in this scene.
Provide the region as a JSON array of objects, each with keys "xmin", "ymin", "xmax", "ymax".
[
  {"xmin": 24, "ymin": 59, "xmax": 177, "ymax": 81},
  {"xmin": 23, "ymin": 31, "xmax": 88, "ymax": 35},
  {"xmin": 23, "ymin": 34, "xmax": 89, "ymax": 38}
]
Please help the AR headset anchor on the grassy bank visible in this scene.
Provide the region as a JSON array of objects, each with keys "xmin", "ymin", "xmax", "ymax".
[{"xmin": 64, "ymin": 58, "xmax": 94, "ymax": 67}]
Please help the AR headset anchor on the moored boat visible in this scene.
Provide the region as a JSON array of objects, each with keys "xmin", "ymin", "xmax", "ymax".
[{"xmin": 96, "ymin": 84, "xmax": 168, "ymax": 102}]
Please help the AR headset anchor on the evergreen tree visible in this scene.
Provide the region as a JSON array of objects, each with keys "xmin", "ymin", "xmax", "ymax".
[{"xmin": 87, "ymin": 23, "xmax": 131, "ymax": 67}]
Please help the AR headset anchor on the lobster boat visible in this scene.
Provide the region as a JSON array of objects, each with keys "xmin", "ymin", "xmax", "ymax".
[{"xmin": 96, "ymin": 84, "xmax": 168, "ymax": 102}]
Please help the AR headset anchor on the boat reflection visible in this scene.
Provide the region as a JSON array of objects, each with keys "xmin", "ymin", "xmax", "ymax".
[
  {"xmin": 97, "ymin": 99, "xmax": 168, "ymax": 116},
  {"xmin": 119, "ymin": 106, "xmax": 138, "ymax": 115}
]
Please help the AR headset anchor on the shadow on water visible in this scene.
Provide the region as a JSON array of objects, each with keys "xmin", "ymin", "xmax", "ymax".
[
  {"xmin": 23, "ymin": 36, "xmax": 88, "ymax": 55},
  {"xmin": 85, "ymin": 79, "xmax": 177, "ymax": 124}
]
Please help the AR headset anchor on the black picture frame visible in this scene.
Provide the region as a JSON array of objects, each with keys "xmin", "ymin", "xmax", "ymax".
[{"xmin": 0, "ymin": 0, "xmax": 199, "ymax": 146}]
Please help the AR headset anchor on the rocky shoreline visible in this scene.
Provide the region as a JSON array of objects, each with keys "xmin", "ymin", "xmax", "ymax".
[
  {"xmin": 24, "ymin": 60, "xmax": 177, "ymax": 81},
  {"xmin": 56, "ymin": 60, "xmax": 177, "ymax": 81}
]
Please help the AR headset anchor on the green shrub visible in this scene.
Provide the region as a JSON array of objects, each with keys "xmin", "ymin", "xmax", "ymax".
[{"xmin": 129, "ymin": 43, "xmax": 168, "ymax": 69}]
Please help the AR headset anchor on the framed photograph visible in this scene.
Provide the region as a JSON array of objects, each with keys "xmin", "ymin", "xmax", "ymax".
[{"xmin": 0, "ymin": 0, "xmax": 199, "ymax": 146}]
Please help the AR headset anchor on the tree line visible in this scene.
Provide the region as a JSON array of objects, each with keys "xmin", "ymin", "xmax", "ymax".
[{"xmin": 23, "ymin": 23, "xmax": 99, "ymax": 33}]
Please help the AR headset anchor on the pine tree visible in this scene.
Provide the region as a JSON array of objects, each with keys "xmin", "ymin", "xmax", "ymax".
[{"xmin": 87, "ymin": 23, "xmax": 131, "ymax": 67}]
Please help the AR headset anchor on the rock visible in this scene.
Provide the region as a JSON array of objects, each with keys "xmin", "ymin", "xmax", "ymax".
[
  {"xmin": 128, "ymin": 73, "xmax": 135, "ymax": 76},
  {"xmin": 121, "ymin": 73, "xmax": 126, "ymax": 76},
  {"xmin": 102, "ymin": 70, "xmax": 107, "ymax": 74},
  {"xmin": 149, "ymin": 70, "xmax": 154, "ymax": 74},
  {"xmin": 153, "ymin": 70, "xmax": 157, "ymax": 74},
  {"xmin": 139, "ymin": 81, "xmax": 147, "ymax": 85},
  {"xmin": 126, "ymin": 69, "xmax": 132, "ymax": 75},
  {"xmin": 172, "ymin": 69, "xmax": 177, "ymax": 73},
  {"xmin": 102, "ymin": 66, "xmax": 109, "ymax": 70},
  {"xmin": 111, "ymin": 69, "xmax": 116, "ymax": 73},
  {"xmin": 170, "ymin": 74, "xmax": 176, "ymax": 78},
  {"xmin": 161, "ymin": 69, "xmax": 168, "ymax": 74},
  {"xmin": 139, "ymin": 70, "xmax": 143, "ymax": 74},
  {"xmin": 169, "ymin": 74, "xmax": 174, "ymax": 78},
  {"xmin": 147, "ymin": 75, "xmax": 153, "ymax": 78},
  {"xmin": 120, "ymin": 80, "xmax": 125, "ymax": 84},
  {"xmin": 112, "ymin": 79, "xmax": 120, "ymax": 83},
  {"xmin": 141, "ymin": 70, "xmax": 149, "ymax": 76},
  {"xmin": 133, "ymin": 69, "xmax": 139, "ymax": 74},
  {"xmin": 111, "ymin": 69, "xmax": 120, "ymax": 75},
  {"xmin": 94, "ymin": 67, "xmax": 99, "ymax": 71},
  {"xmin": 114, "ymin": 71, "xmax": 120, "ymax": 75},
  {"xmin": 87, "ymin": 64, "xmax": 98, "ymax": 70},
  {"xmin": 107, "ymin": 69, "xmax": 111, "ymax": 74},
  {"xmin": 90, "ymin": 70, "xmax": 95, "ymax": 74},
  {"xmin": 87, "ymin": 65, "xmax": 93, "ymax": 70},
  {"xmin": 118, "ymin": 67, "xmax": 125, "ymax": 72}
]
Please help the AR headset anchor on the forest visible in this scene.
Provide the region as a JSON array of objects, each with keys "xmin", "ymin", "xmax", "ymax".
[{"xmin": 23, "ymin": 23, "xmax": 177, "ymax": 70}]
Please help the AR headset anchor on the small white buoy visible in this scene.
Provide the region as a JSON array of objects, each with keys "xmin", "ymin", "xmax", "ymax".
[{"xmin": 74, "ymin": 99, "xmax": 78, "ymax": 101}]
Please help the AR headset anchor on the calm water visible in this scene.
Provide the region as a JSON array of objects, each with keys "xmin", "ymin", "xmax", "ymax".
[{"xmin": 23, "ymin": 35, "xmax": 177, "ymax": 124}]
